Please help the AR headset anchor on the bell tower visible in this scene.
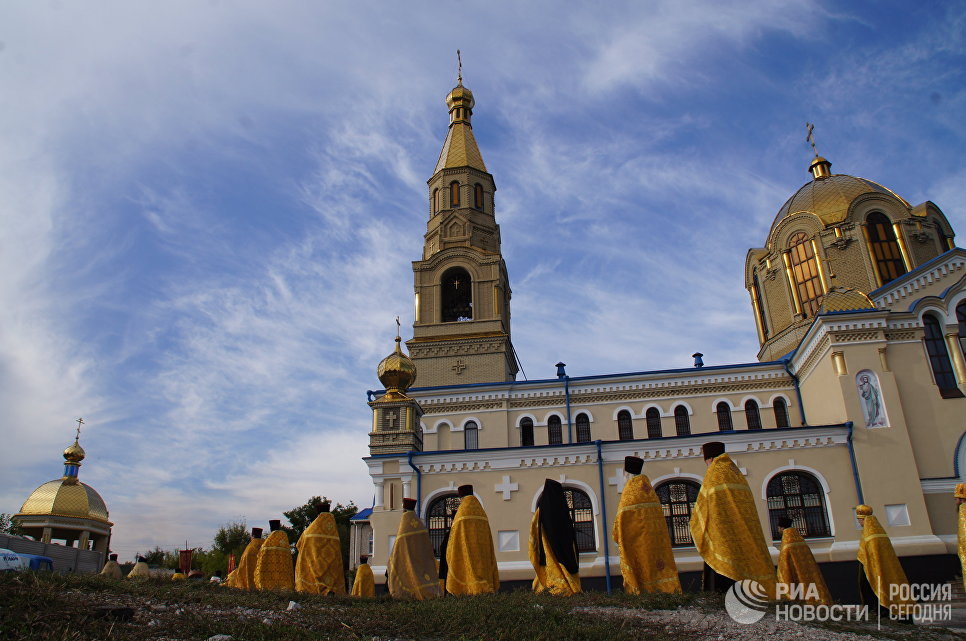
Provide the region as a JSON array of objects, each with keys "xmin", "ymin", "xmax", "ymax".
[{"xmin": 406, "ymin": 74, "xmax": 518, "ymax": 387}]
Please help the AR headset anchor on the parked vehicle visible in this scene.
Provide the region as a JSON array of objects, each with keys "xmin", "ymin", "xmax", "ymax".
[
  {"xmin": 0, "ymin": 548, "xmax": 27, "ymax": 571},
  {"xmin": 18, "ymin": 554, "xmax": 54, "ymax": 571}
]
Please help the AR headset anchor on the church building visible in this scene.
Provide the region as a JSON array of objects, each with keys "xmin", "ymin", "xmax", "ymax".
[{"xmin": 353, "ymin": 77, "xmax": 966, "ymax": 593}]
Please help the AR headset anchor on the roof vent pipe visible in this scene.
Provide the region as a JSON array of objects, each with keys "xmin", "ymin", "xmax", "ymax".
[
  {"xmin": 555, "ymin": 362, "xmax": 567, "ymax": 379},
  {"xmin": 692, "ymin": 353, "xmax": 704, "ymax": 368}
]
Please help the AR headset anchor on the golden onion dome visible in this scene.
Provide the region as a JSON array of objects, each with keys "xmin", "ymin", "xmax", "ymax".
[
  {"xmin": 18, "ymin": 478, "xmax": 110, "ymax": 523},
  {"xmin": 377, "ymin": 336, "xmax": 417, "ymax": 392},
  {"xmin": 771, "ymin": 158, "xmax": 910, "ymax": 230},
  {"xmin": 63, "ymin": 440, "xmax": 86, "ymax": 463},
  {"xmin": 446, "ymin": 83, "xmax": 475, "ymax": 110}
]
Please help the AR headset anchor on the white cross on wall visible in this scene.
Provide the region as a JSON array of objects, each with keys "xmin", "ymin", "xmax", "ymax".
[
  {"xmin": 607, "ymin": 467, "xmax": 627, "ymax": 493},
  {"xmin": 495, "ymin": 475, "xmax": 519, "ymax": 501}
]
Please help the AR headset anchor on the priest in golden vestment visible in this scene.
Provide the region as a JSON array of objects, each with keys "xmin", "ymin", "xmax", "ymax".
[
  {"xmin": 100, "ymin": 553, "xmax": 122, "ymax": 579},
  {"xmin": 444, "ymin": 485, "xmax": 500, "ymax": 595},
  {"xmin": 224, "ymin": 528, "xmax": 263, "ymax": 589},
  {"xmin": 388, "ymin": 497, "xmax": 443, "ymax": 599},
  {"xmin": 957, "ymin": 484, "xmax": 966, "ymax": 591},
  {"xmin": 613, "ymin": 456, "xmax": 681, "ymax": 594},
  {"xmin": 254, "ymin": 520, "xmax": 295, "ymax": 591},
  {"xmin": 529, "ymin": 478, "xmax": 581, "ymax": 595},
  {"xmin": 126, "ymin": 556, "xmax": 151, "ymax": 579},
  {"xmin": 776, "ymin": 516, "xmax": 831, "ymax": 606},
  {"xmin": 690, "ymin": 442, "xmax": 777, "ymax": 597},
  {"xmin": 295, "ymin": 501, "xmax": 346, "ymax": 595},
  {"xmin": 351, "ymin": 555, "xmax": 375, "ymax": 597},
  {"xmin": 856, "ymin": 505, "xmax": 915, "ymax": 617}
]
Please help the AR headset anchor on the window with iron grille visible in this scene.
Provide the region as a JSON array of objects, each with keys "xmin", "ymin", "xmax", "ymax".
[
  {"xmin": 426, "ymin": 494, "xmax": 461, "ymax": 557},
  {"xmin": 766, "ymin": 472, "xmax": 831, "ymax": 539},
  {"xmin": 773, "ymin": 398, "xmax": 790, "ymax": 428},
  {"xmin": 464, "ymin": 421, "xmax": 478, "ymax": 450},
  {"xmin": 674, "ymin": 406, "xmax": 690, "ymax": 436},
  {"xmin": 655, "ymin": 480, "xmax": 700, "ymax": 546},
  {"xmin": 617, "ymin": 410, "xmax": 634, "ymax": 441},
  {"xmin": 562, "ymin": 487, "xmax": 596, "ymax": 552},
  {"xmin": 745, "ymin": 400, "xmax": 762, "ymax": 430},
  {"xmin": 866, "ymin": 212, "xmax": 906, "ymax": 285},
  {"xmin": 646, "ymin": 408, "xmax": 662, "ymax": 438},
  {"xmin": 548, "ymin": 415, "xmax": 562, "ymax": 445},
  {"xmin": 520, "ymin": 417, "xmax": 534, "ymax": 447},
  {"xmin": 716, "ymin": 402, "xmax": 733, "ymax": 431},
  {"xmin": 575, "ymin": 413, "xmax": 591, "ymax": 442},
  {"xmin": 923, "ymin": 313, "xmax": 964, "ymax": 398}
]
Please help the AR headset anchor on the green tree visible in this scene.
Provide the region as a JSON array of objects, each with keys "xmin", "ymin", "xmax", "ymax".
[
  {"xmin": 0, "ymin": 513, "xmax": 23, "ymax": 536},
  {"xmin": 283, "ymin": 496, "xmax": 357, "ymax": 574},
  {"xmin": 139, "ymin": 546, "xmax": 179, "ymax": 569},
  {"xmin": 205, "ymin": 520, "xmax": 251, "ymax": 576}
]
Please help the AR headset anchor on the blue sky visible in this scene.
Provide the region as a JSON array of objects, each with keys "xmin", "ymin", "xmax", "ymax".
[{"xmin": 2, "ymin": 1, "xmax": 964, "ymax": 560}]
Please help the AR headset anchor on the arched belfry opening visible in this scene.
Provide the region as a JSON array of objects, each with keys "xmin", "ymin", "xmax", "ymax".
[{"xmin": 441, "ymin": 267, "xmax": 473, "ymax": 322}]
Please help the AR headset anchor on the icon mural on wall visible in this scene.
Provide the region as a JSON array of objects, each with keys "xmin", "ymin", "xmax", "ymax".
[{"xmin": 856, "ymin": 369, "xmax": 888, "ymax": 428}]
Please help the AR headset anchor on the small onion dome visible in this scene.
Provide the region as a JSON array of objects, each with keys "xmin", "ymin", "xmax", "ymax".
[
  {"xmin": 63, "ymin": 440, "xmax": 86, "ymax": 463},
  {"xmin": 855, "ymin": 504, "xmax": 874, "ymax": 517},
  {"xmin": 819, "ymin": 287, "xmax": 875, "ymax": 313},
  {"xmin": 446, "ymin": 83, "xmax": 475, "ymax": 110},
  {"xmin": 377, "ymin": 336, "xmax": 417, "ymax": 392}
]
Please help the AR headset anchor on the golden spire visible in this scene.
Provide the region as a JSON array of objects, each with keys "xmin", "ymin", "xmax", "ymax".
[
  {"xmin": 806, "ymin": 122, "xmax": 832, "ymax": 180},
  {"xmin": 434, "ymin": 52, "xmax": 487, "ymax": 175}
]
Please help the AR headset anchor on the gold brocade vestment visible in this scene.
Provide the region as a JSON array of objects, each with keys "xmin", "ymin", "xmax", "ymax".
[
  {"xmin": 690, "ymin": 454, "xmax": 777, "ymax": 597},
  {"xmin": 388, "ymin": 510, "xmax": 443, "ymax": 600},
  {"xmin": 224, "ymin": 538, "xmax": 263, "ymax": 589},
  {"xmin": 613, "ymin": 474, "xmax": 681, "ymax": 594},
  {"xmin": 295, "ymin": 513, "xmax": 346, "ymax": 595},
  {"xmin": 529, "ymin": 508, "xmax": 581, "ymax": 595},
  {"xmin": 351, "ymin": 563, "xmax": 375, "ymax": 597},
  {"xmin": 776, "ymin": 527, "xmax": 831, "ymax": 606},
  {"xmin": 960, "ymin": 503, "xmax": 966, "ymax": 592},
  {"xmin": 126, "ymin": 561, "xmax": 150, "ymax": 578},
  {"xmin": 254, "ymin": 530, "xmax": 295, "ymax": 591},
  {"xmin": 858, "ymin": 515, "xmax": 915, "ymax": 613},
  {"xmin": 99, "ymin": 560, "xmax": 122, "ymax": 579},
  {"xmin": 445, "ymin": 495, "xmax": 499, "ymax": 595}
]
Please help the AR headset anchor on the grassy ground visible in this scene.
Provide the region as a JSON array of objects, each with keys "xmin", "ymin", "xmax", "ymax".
[{"xmin": 1, "ymin": 572, "xmax": 960, "ymax": 641}]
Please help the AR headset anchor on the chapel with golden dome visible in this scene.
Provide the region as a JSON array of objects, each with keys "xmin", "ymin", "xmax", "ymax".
[{"xmin": 14, "ymin": 421, "xmax": 113, "ymax": 558}]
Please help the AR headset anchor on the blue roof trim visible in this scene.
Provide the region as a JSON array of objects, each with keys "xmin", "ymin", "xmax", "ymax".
[
  {"xmin": 365, "ymin": 423, "xmax": 851, "ymax": 459},
  {"xmin": 368, "ymin": 359, "xmax": 792, "ymax": 398},
  {"xmin": 818, "ymin": 308, "xmax": 879, "ymax": 316},
  {"xmin": 350, "ymin": 507, "xmax": 373, "ymax": 521},
  {"xmin": 869, "ymin": 247, "xmax": 960, "ymax": 297}
]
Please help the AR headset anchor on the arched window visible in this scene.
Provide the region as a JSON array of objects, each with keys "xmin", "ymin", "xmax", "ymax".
[
  {"xmin": 923, "ymin": 313, "xmax": 964, "ymax": 398},
  {"xmin": 716, "ymin": 402, "xmax": 733, "ymax": 431},
  {"xmin": 788, "ymin": 231, "xmax": 823, "ymax": 318},
  {"xmin": 753, "ymin": 273, "xmax": 769, "ymax": 338},
  {"xmin": 426, "ymin": 493, "xmax": 461, "ymax": 557},
  {"xmin": 617, "ymin": 410, "xmax": 634, "ymax": 441},
  {"xmin": 464, "ymin": 421, "xmax": 478, "ymax": 450},
  {"xmin": 957, "ymin": 301, "xmax": 966, "ymax": 363},
  {"xmin": 745, "ymin": 400, "xmax": 762, "ymax": 430},
  {"xmin": 432, "ymin": 188, "xmax": 439, "ymax": 214},
  {"xmin": 656, "ymin": 480, "xmax": 700, "ymax": 546},
  {"xmin": 674, "ymin": 406, "xmax": 690, "ymax": 436},
  {"xmin": 520, "ymin": 417, "xmax": 534, "ymax": 447},
  {"xmin": 563, "ymin": 487, "xmax": 595, "ymax": 552},
  {"xmin": 646, "ymin": 408, "xmax": 662, "ymax": 439},
  {"xmin": 866, "ymin": 212, "xmax": 907, "ymax": 285},
  {"xmin": 440, "ymin": 267, "xmax": 472, "ymax": 322},
  {"xmin": 474, "ymin": 183, "xmax": 484, "ymax": 209},
  {"xmin": 548, "ymin": 415, "xmax": 562, "ymax": 445},
  {"xmin": 774, "ymin": 398, "xmax": 790, "ymax": 428},
  {"xmin": 575, "ymin": 413, "xmax": 591, "ymax": 443},
  {"xmin": 449, "ymin": 181, "xmax": 460, "ymax": 207},
  {"xmin": 766, "ymin": 471, "xmax": 831, "ymax": 539}
]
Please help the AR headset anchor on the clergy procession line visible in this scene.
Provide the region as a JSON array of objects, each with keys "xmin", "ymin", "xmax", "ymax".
[{"xmin": 104, "ymin": 442, "xmax": 953, "ymax": 618}]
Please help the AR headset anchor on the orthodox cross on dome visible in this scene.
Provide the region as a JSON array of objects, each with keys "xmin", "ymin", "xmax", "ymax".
[
  {"xmin": 806, "ymin": 122, "xmax": 820, "ymax": 158},
  {"xmin": 395, "ymin": 315, "xmax": 401, "ymax": 339},
  {"xmin": 74, "ymin": 417, "xmax": 84, "ymax": 441},
  {"xmin": 457, "ymin": 49, "xmax": 463, "ymax": 85}
]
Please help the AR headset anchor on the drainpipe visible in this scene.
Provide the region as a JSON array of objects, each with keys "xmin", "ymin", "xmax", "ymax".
[
  {"xmin": 845, "ymin": 421, "xmax": 864, "ymax": 505},
  {"xmin": 782, "ymin": 360, "xmax": 808, "ymax": 426},
  {"xmin": 407, "ymin": 451, "xmax": 422, "ymax": 515},
  {"xmin": 594, "ymin": 440, "xmax": 613, "ymax": 594}
]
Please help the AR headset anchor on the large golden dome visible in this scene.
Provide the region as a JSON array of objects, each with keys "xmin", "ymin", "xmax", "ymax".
[
  {"xmin": 19, "ymin": 478, "xmax": 110, "ymax": 523},
  {"xmin": 772, "ymin": 172, "xmax": 910, "ymax": 229},
  {"xmin": 377, "ymin": 336, "xmax": 417, "ymax": 392}
]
